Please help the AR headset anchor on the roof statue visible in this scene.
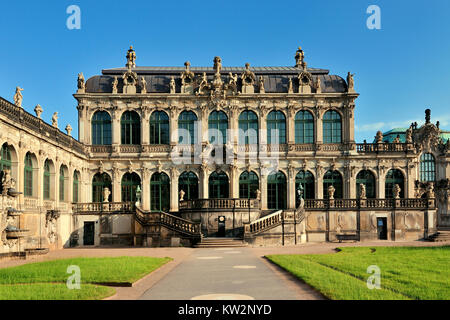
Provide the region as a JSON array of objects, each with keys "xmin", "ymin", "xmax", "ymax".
[
  {"xmin": 347, "ymin": 72, "xmax": 355, "ymax": 93},
  {"xmin": 34, "ymin": 104, "xmax": 43, "ymax": 118},
  {"xmin": 112, "ymin": 76, "xmax": 118, "ymax": 94},
  {"xmin": 77, "ymin": 73, "xmax": 85, "ymax": 93},
  {"xmin": 126, "ymin": 46, "xmax": 137, "ymax": 69},
  {"xmin": 13, "ymin": 87, "xmax": 24, "ymax": 107},
  {"xmin": 295, "ymin": 46, "xmax": 307, "ymax": 69},
  {"xmin": 52, "ymin": 112, "xmax": 58, "ymax": 128}
]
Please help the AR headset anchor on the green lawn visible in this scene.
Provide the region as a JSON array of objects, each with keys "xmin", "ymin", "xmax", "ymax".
[
  {"xmin": 267, "ymin": 246, "xmax": 450, "ymax": 300},
  {"xmin": 0, "ymin": 256, "xmax": 171, "ymax": 300}
]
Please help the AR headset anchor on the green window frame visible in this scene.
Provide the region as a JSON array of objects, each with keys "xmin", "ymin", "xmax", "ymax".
[
  {"xmin": 295, "ymin": 170, "xmax": 315, "ymax": 205},
  {"xmin": 121, "ymin": 111, "xmax": 141, "ymax": 145},
  {"xmin": 24, "ymin": 153, "xmax": 33, "ymax": 197},
  {"xmin": 238, "ymin": 110, "xmax": 259, "ymax": 145},
  {"xmin": 267, "ymin": 110, "xmax": 286, "ymax": 144},
  {"xmin": 385, "ymin": 169, "xmax": 404, "ymax": 198},
  {"xmin": 208, "ymin": 111, "xmax": 228, "ymax": 145},
  {"xmin": 92, "ymin": 173, "xmax": 112, "ymax": 203},
  {"xmin": 178, "ymin": 111, "xmax": 198, "ymax": 145},
  {"xmin": 150, "ymin": 111, "xmax": 170, "ymax": 145},
  {"xmin": 323, "ymin": 110, "xmax": 342, "ymax": 144},
  {"xmin": 209, "ymin": 171, "xmax": 229, "ymax": 199},
  {"xmin": 59, "ymin": 166, "xmax": 66, "ymax": 202},
  {"xmin": 295, "ymin": 110, "xmax": 314, "ymax": 144},
  {"xmin": 356, "ymin": 170, "xmax": 376, "ymax": 199},
  {"xmin": 0, "ymin": 144, "xmax": 12, "ymax": 171},
  {"xmin": 73, "ymin": 171, "xmax": 79, "ymax": 203},
  {"xmin": 178, "ymin": 171, "xmax": 199, "ymax": 201},
  {"xmin": 150, "ymin": 172, "xmax": 170, "ymax": 212},
  {"xmin": 92, "ymin": 111, "xmax": 112, "ymax": 145},
  {"xmin": 267, "ymin": 171, "xmax": 287, "ymax": 209},
  {"xmin": 420, "ymin": 153, "xmax": 436, "ymax": 182},
  {"xmin": 121, "ymin": 172, "xmax": 141, "ymax": 202},
  {"xmin": 43, "ymin": 160, "xmax": 51, "ymax": 200},
  {"xmin": 323, "ymin": 170, "xmax": 343, "ymax": 199},
  {"xmin": 239, "ymin": 171, "xmax": 259, "ymax": 199}
]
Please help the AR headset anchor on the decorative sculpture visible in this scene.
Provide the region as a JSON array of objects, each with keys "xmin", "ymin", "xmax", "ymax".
[
  {"xmin": 256, "ymin": 189, "xmax": 261, "ymax": 201},
  {"xmin": 288, "ymin": 77, "xmax": 293, "ymax": 94},
  {"xmin": 298, "ymin": 71, "xmax": 313, "ymax": 94},
  {"xmin": 126, "ymin": 46, "xmax": 137, "ymax": 69},
  {"xmin": 425, "ymin": 109, "xmax": 431, "ymax": 124},
  {"xmin": 426, "ymin": 182, "xmax": 435, "ymax": 199},
  {"xmin": 328, "ymin": 185, "xmax": 336, "ymax": 200},
  {"xmin": 295, "ymin": 46, "xmax": 306, "ymax": 69},
  {"xmin": 213, "ymin": 56, "xmax": 222, "ymax": 74},
  {"xmin": 77, "ymin": 73, "xmax": 85, "ymax": 93},
  {"xmin": 34, "ymin": 104, "xmax": 43, "ymax": 118},
  {"xmin": 347, "ymin": 72, "xmax": 355, "ymax": 93},
  {"xmin": 393, "ymin": 184, "xmax": 401, "ymax": 199},
  {"xmin": 259, "ymin": 76, "xmax": 265, "ymax": 94},
  {"xmin": 112, "ymin": 76, "xmax": 118, "ymax": 94},
  {"xmin": 51, "ymin": 112, "xmax": 58, "ymax": 128},
  {"xmin": 140, "ymin": 76, "xmax": 147, "ymax": 94},
  {"xmin": 179, "ymin": 189, "xmax": 185, "ymax": 201},
  {"xmin": 170, "ymin": 76, "xmax": 176, "ymax": 94},
  {"xmin": 315, "ymin": 77, "xmax": 322, "ymax": 93},
  {"xmin": 375, "ymin": 131, "xmax": 383, "ymax": 143},
  {"xmin": 197, "ymin": 72, "xmax": 208, "ymax": 95},
  {"xmin": 13, "ymin": 87, "xmax": 24, "ymax": 107},
  {"xmin": 359, "ymin": 183, "xmax": 367, "ymax": 199},
  {"xmin": 241, "ymin": 63, "xmax": 256, "ymax": 94},
  {"xmin": 393, "ymin": 135, "xmax": 401, "ymax": 144},
  {"xmin": 103, "ymin": 187, "xmax": 111, "ymax": 203},
  {"xmin": 65, "ymin": 124, "xmax": 73, "ymax": 136},
  {"xmin": 180, "ymin": 61, "xmax": 195, "ymax": 94},
  {"xmin": 406, "ymin": 125, "xmax": 413, "ymax": 143}
]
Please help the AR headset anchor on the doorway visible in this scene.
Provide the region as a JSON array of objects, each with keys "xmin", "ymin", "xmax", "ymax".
[
  {"xmin": 217, "ymin": 216, "xmax": 226, "ymax": 237},
  {"xmin": 83, "ymin": 222, "xmax": 95, "ymax": 245},
  {"xmin": 377, "ymin": 217, "xmax": 387, "ymax": 240}
]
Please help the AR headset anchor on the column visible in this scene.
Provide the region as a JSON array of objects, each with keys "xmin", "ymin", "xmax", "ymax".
[
  {"xmin": 287, "ymin": 108, "xmax": 295, "ymax": 145},
  {"xmin": 200, "ymin": 168, "xmax": 209, "ymax": 199},
  {"xmin": 141, "ymin": 111, "xmax": 150, "ymax": 146},
  {"xmin": 348, "ymin": 107, "xmax": 355, "ymax": 144},
  {"xmin": 111, "ymin": 113, "xmax": 121, "ymax": 152},
  {"xmin": 230, "ymin": 166, "xmax": 239, "ymax": 199},
  {"xmin": 260, "ymin": 170, "xmax": 268, "ymax": 210},
  {"xmin": 315, "ymin": 110, "xmax": 323, "ymax": 144},
  {"xmin": 141, "ymin": 170, "xmax": 150, "ymax": 211},
  {"xmin": 316, "ymin": 171, "xmax": 324, "ymax": 199},
  {"xmin": 288, "ymin": 168, "xmax": 296, "ymax": 209},
  {"xmin": 112, "ymin": 171, "xmax": 121, "ymax": 203},
  {"xmin": 378, "ymin": 170, "xmax": 385, "ymax": 198},
  {"xmin": 170, "ymin": 170, "xmax": 179, "ymax": 212}
]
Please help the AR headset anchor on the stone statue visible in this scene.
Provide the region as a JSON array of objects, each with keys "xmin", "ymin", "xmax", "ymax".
[
  {"xmin": 315, "ymin": 77, "xmax": 321, "ymax": 93},
  {"xmin": 375, "ymin": 131, "xmax": 383, "ymax": 143},
  {"xmin": 140, "ymin": 76, "xmax": 147, "ymax": 94},
  {"xmin": 51, "ymin": 112, "xmax": 58, "ymax": 128},
  {"xmin": 425, "ymin": 109, "xmax": 431, "ymax": 124},
  {"xmin": 13, "ymin": 87, "xmax": 24, "ymax": 107},
  {"xmin": 256, "ymin": 189, "xmax": 261, "ymax": 200},
  {"xmin": 65, "ymin": 124, "xmax": 72, "ymax": 136},
  {"xmin": 1, "ymin": 169, "xmax": 12, "ymax": 195},
  {"xmin": 288, "ymin": 77, "xmax": 293, "ymax": 94},
  {"xmin": 393, "ymin": 184, "xmax": 401, "ymax": 199},
  {"xmin": 328, "ymin": 185, "xmax": 336, "ymax": 200},
  {"xmin": 201, "ymin": 142, "xmax": 214, "ymax": 160},
  {"xmin": 426, "ymin": 182, "xmax": 435, "ymax": 199},
  {"xmin": 34, "ymin": 104, "xmax": 43, "ymax": 118},
  {"xmin": 406, "ymin": 125, "xmax": 413, "ymax": 143},
  {"xmin": 170, "ymin": 76, "xmax": 176, "ymax": 94},
  {"xmin": 126, "ymin": 46, "xmax": 137, "ymax": 69},
  {"xmin": 259, "ymin": 76, "xmax": 265, "ymax": 94},
  {"xmin": 241, "ymin": 63, "xmax": 255, "ymax": 84},
  {"xmin": 112, "ymin": 76, "xmax": 118, "ymax": 94},
  {"xmin": 213, "ymin": 56, "xmax": 222, "ymax": 74},
  {"xmin": 103, "ymin": 187, "xmax": 111, "ymax": 203},
  {"xmin": 77, "ymin": 73, "xmax": 85, "ymax": 92},
  {"xmin": 347, "ymin": 72, "xmax": 355, "ymax": 92},
  {"xmin": 228, "ymin": 73, "xmax": 237, "ymax": 86},
  {"xmin": 393, "ymin": 135, "xmax": 401, "ymax": 143},
  {"xmin": 179, "ymin": 189, "xmax": 185, "ymax": 201},
  {"xmin": 295, "ymin": 46, "xmax": 305, "ymax": 68},
  {"xmin": 198, "ymin": 72, "xmax": 208, "ymax": 95},
  {"xmin": 359, "ymin": 183, "xmax": 366, "ymax": 199}
]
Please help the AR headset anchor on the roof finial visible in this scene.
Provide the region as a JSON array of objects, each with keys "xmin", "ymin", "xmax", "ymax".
[
  {"xmin": 126, "ymin": 46, "xmax": 136, "ymax": 69},
  {"xmin": 425, "ymin": 108, "xmax": 431, "ymax": 124},
  {"xmin": 295, "ymin": 46, "xmax": 307, "ymax": 69}
]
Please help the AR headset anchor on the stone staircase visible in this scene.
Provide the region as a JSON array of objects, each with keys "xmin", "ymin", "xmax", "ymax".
[
  {"xmin": 428, "ymin": 228, "xmax": 450, "ymax": 242},
  {"xmin": 194, "ymin": 237, "xmax": 248, "ymax": 248}
]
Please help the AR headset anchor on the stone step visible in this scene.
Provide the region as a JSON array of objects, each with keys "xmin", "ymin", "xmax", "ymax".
[{"xmin": 194, "ymin": 237, "xmax": 247, "ymax": 248}]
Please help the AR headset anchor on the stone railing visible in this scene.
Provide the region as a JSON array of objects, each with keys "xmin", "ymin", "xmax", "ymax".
[
  {"xmin": 0, "ymin": 97, "xmax": 85, "ymax": 156},
  {"xmin": 244, "ymin": 210, "xmax": 282, "ymax": 234},
  {"xmin": 265, "ymin": 144, "xmax": 288, "ymax": 152},
  {"xmin": 90, "ymin": 145, "xmax": 113, "ymax": 153},
  {"xmin": 179, "ymin": 198, "xmax": 260, "ymax": 211},
  {"xmin": 291, "ymin": 144, "xmax": 315, "ymax": 152},
  {"xmin": 120, "ymin": 145, "xmax": 142, "ymax": 153},
  {"xmin": 43, "ymin": 200, "xmax": 55, "ymax": 210},
  {"xmin": 356, "ymin": 143, "xmax": 414, "ymax": 153},
  {"xmin": 146, "ymin": 144, "xmax": 171, "ymax": 153},
  {"xmin": 237, "ymin": 145, "xmax": 259, "ymax": 153},
  {"xmin": 304, "ymin": 198, "xmax": 433, "ymax": 210},
  {"xmin": 72, "ymin": 202, "xmax": 136, "ymax": 214},
  {"xmin": 23, "ymin": 197, "xmax": 39, "ymax": 209}
]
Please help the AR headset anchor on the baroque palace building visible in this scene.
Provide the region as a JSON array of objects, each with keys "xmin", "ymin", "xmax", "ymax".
[{"xmin": 1, "ymin": 46, "xmax": 449, "ymax": 253}]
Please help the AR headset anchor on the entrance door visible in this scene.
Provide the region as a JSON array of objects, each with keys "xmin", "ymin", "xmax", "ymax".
[
  {"xmin": 217, "ymin": 216, "xmax": 226, "ymax": 237},
  {"xmin": 377, "ymin": 217, "xmax": 387, "ymax": 240},
  {"xmin": 83, "ymin": 222, "xmax": 95, "ymax": 245}
]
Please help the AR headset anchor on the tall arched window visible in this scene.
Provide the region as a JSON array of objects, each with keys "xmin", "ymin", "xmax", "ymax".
[
  {"xmin": 323, "ymin": 110, "xmax": 342, "ymax": 143},
  {"xmin": 209, "ymin": 171, "xmax": 229, "ymax": 199},
  {"xmin": 385, "ymin": 169, "xmax": 404, "ymax": 198},
  {"xmin": 150, "ymin": 111, "xmax": 169, "ymax": 145},
  {"xmin": 150, "ymin": 172, "xmax": 170, "ymax": 212},
  {"xmin": 0, "ymin": 144, "xmax": 12, "ymax": 171},
  {"xmin": 92, "ymin": 111, "xmax": 112, "ymax": 145},
  {"xmin": 43, "ymin": 160, "xmax": 51, "ymax": 200},
  {"xmin": 295, "ymin": 110, "xmax": 314, "ymax": 144},
  {"xmin": 24, "ymin": 153, "xmax": 34, "ymax": 197},
  {"xmin": 323, "ymin": 170, "xmax": 343, "ymax": 199},
  {"xmin": 267, "ymin": 110, "xmax": 286, "ymax": 144},
  {"xmin": 59, "ymin": 166, "xmax": 66, "ymax": 202},
  {"xmin": 420, "ymin": 153, "xmax": 436, "ymax": 182},
  {"xmin": 239, "ymin": 171, "xmax": 259, "ymax": 199},
  {"xmin": 178, "ymin": 111, "xmax": 198, "ymax": 145},
  {"xmin": 208, "ymin": 111, "xmax": 228, "ymax": 145},
  {"xmin": 73, "ymin": 171, "xmax": 80, "ymax": 203},
  {"xmin": 239, "ymin": 110, "xmax": 259, "ymax": 145},
  {"xmin": 178, "ymin": 171, "xmax": 199, "ymax": 201},
  {"xmin": 121, "ymin": 172, "xmax": 141, "ymax": 202},
  {"xmin": 295, "ymin": 170, "xmax": 314, "ymax": 204},
  {"xmin": 267, "ymin": 171, "xmax": 287, "ymax": 209},
  {"xmin": 121, "ymin": 111, "xmax": 141, "ymax": 145},
  {"xmin": 92, "ymin": 173, "xmax": 112, "ymax": 203},
  {"xmin": 356, "ymin": 170, "xmax": 376, "ymax": 199}
]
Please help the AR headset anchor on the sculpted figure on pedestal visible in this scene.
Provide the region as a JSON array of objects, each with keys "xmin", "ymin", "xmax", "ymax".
[{"xmin": 13, "ymin": 87, "xmax": 24, "ymax": 107}]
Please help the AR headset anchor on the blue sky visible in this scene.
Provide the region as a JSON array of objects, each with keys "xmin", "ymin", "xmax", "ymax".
[{"xmin": 1, "ymin": 0, "xmax": 449, "ymax": 141}]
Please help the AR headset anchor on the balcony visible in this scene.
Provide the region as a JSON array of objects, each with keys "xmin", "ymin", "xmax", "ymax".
[
  {"xmin": 356, "ymin": 143, "xmax": 414, "ymax": 153},
  {"xmin": 179, "ymin": 198, "xmax": 260, "ymax": 211}
]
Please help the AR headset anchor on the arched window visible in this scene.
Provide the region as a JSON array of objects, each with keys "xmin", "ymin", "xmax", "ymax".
[
  {"xmin": 267, "ymin": 110, "xmax": 286, "ymax": 144},
  {"xmin": 295, "ymin": 170, "xmax": 314, "ymax": 205},
  {"xmin": 178, "ymin": 171, "xmax": 199, "ymax": 201},
  {"xmin": 43, "ymin": 160, "xmax": 51, "ymax": 200},
  {"xmin": 295, "ymin": 110, "xmax": 314, "ymax": 144},
  {"xmin": 150, "ymin": 111, "xmax": 169, "ymax": 145},
  {"xmin": 420, "ymin": 153, "xmax": 436, "ymax": 182},
  {"xmin": 24, "ymin": 153, "xmax": 34, "ymax": 197},
  {"xmin": 356, "ymin": 170, "xmax": 376, "ymax": 199},
  {"xmin": 239, "ymin": 110, "xmax": 259, "ymax": 145},
  {"xmin": 323, "ymin": 170, "xmax": 343, "ymax": 199},
  {"xmin": 92, "ymin": 173, "xmax": 112, "ymax": 203},
  {"xmin": 239, "ymin": 171, "xmax": 259, "ymax": 199},
  {"xmin": 209, "ymin": 171, "xmax": 229, "ymax": 199},
  {"xmin": 208, "ymin": 111, "xmax": 228, "ymax": 145},
  {"xmin": 0, "ymin": 144, "xmax": 12, "ymax": 171},
  {"xmin": 323, "ymin": 110, "xmax": 342, "ymax": 143},
  {"xmin": 385, "ymin": 169, "xmax": 404, "ymax": 198},
  {"xmin": 73, "ymin": 171, "xmax": 80, "ymax": 203},
  {"xmin": 267, "ymin": 171, "xmax": 287, "ymax": 209},
  {"xmin": 121, "ymin": 111, "xmax": 141, "ymax": 145},
  {"xmin": 59, "ymin": 166, "xmax": 66, "ymax": 202},
  {"xmin": 92, "ymin": 111, "xmax": 112, "ymax": 145},
  {"xmin": 121, "ymin": 172, "xmax": 141, "ymax": 202},
  {"xmin": 178, "ymin": 111, "xmax": 198, "ymax": 145},
  {"xmin": 151, "ymin": 172, "xmax": 170, "ymax": 212}
]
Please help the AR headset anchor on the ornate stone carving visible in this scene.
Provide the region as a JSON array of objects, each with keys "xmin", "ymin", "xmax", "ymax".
[
  {"xmin": 65, "ymin": 124, "xmax": 72, "ymax": 136},
  {"xmin": 77, "ymin": 73, "xmax": 85, "ymax": 93},
  {"xmin": 288, "ymin": 77, "xmax": 294, "ymax": 94},
  {"xmin": 46, "ymin": 210, "xmax": 60, "ymax": 244},
  {"xmin": 34, "ymin": 104, "xmax": 43, "ymax": 118},
  {"xmin": 126, "ymin": 46, "xmax": 137, "ymax": 69},
  {"xmin": 140, "ymin": 77, "xmax": 147, "ymax": 94},
  {"xmin": 52, "ymin": 112, "xmax": 58, "ymax": 128},
  {"xmin": 375, "ymin": 131, "xmax": 383, "ymax": 143},
  {"xmin": 414, "ymin": 110, "xmax": 442, "ymax": 153},
  {"xmin": 328, "ymin": 185, "xmax": 335, "ymax": 200},
  {"xmin": 294, "ymin": 46, "xmax": 307, "ymax": 69},
  {"xmin": 122, "ymin": 69, "xmax": 138, "ymax": 94},
  {"xmin": 170, "ymin": 76, "xmax": 176, "ymax": 94},
  {"xmin": 359, "ymin": 183, "xmax": 366, "ymax": 199},
  {"xmin": 298, "ymin": 71, "xmax": 312, "ymax": 94},
  {"xmin": 315, "ymin": 77, "xmax": 322, "ymax": 94},
  {"xmin": 347, "ymin": 72, "xmax": 355, "ymax": 93},
  {"xmin": 393, "ymin": 184, "xmax": 401, "ymax": 199},
  {"xmin": 13, "ymin": 87, "xmax": 24, "ymax": 107},
  {"xmin": 241, "ymin": 63, "xmax": 256, "ymax": 94},
  {"xmin": 181, "ymin": 61, "xmax": 195, "ymax": 94},
  {"xmin": 112, "ymin": 76, "xmax": 118, "ymax": 94},
  {"xmin": 258, "ymin": 76, "xmax": 265, "ymax": 94},
  {"xmin": 103, "ymin": 187, "xmax": 111, "ymax": 203}
]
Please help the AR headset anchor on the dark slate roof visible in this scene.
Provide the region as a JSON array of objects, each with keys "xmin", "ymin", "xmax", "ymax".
[{"xmin": 85, "ymin": 66, "xmax": 348, "ymax": 94}]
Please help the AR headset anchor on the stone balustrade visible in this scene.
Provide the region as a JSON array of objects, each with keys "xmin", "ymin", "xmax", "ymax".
[
  {"xmin": 356, "ymin": 143, "xmax": 414, "ymax": 153},
  {"xmin": 179, "ymin": 198, "xmax": 260, "ymax": 211},
  {"xmin": 72, "ymin": 202, "xmax": 136, "ymax": 214},
  {"xmin": 304, "ymin": 198, "xmax": 433, "ymax": 210}
]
